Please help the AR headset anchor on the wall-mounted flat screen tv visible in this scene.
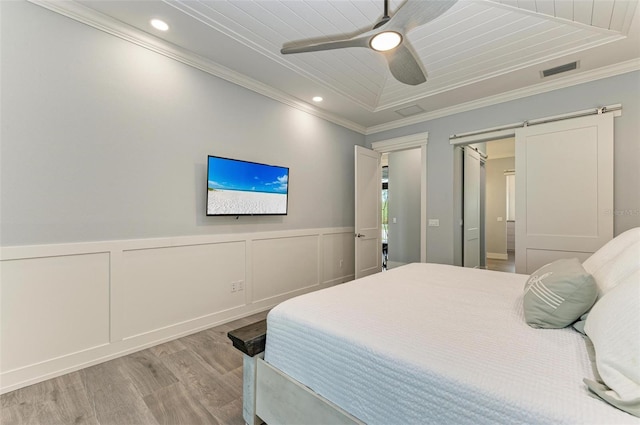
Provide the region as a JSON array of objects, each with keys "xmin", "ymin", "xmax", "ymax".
[{"xmin": 207, "ymin": 155, "xmax": 289, "ymax": 216}]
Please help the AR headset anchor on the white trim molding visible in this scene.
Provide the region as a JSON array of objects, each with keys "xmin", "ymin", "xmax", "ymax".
[
  {"xmin": 371, "ymin": 132, "xmax": 429, "ymax": 152},
  {"xmin": 27, "ymin": 1, "xmax": 640, "ymax": 137},
  {"xmin": 367, "ymin": 59, "xmax": 640, "ymax": 135},
  {"xmin": 27, "ymin": 0, "xmax": 367, "ymax": 135},
  {"xmin": 0, "ymin": 227, "xmax": 355, "ymax": 394}
]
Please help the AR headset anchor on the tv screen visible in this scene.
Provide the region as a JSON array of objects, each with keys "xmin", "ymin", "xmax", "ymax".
[{"xmin": 206, "ymin": 155, "xmax": 289, "ymax": 216}]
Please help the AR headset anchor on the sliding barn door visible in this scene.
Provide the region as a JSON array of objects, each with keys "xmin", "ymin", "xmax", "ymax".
[
  {"xmin": 463, "ymin": 147, "xmax": 482, "ymax": 268},
  {"xmin": 515, "ymin": 113, "xmax": 614, "ymax": 274},
  {"xmin": 355, "ymin": 146, "xmax": 382, "ymax": 279}
]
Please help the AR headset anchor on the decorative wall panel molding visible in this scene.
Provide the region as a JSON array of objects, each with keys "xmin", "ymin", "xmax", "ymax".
[{"xmin": 0, "ymin": 227, "xmax": 355, "ymax": 393}]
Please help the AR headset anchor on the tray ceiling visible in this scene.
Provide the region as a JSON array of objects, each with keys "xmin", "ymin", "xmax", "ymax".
[{"xmin": 41, "ymin": 0, "xmax": 640, "ymax": 133}]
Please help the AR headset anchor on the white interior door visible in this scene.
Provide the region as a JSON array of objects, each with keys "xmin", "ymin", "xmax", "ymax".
[
  {"xmin": 515, "ymin": 113, "xmax": 614, "ymax": 274},
  {"xmin": 355, "ymin": 146, "xmax": 382, "ymax": 279},
  {"xmin": 463, "ymin": 147, "xmax": 481, "ymax": 268}
]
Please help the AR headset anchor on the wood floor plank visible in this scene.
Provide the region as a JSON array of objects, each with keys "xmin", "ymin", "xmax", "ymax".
[
  {"xmin": 81, "ymin": 360, "xmax": 159, "ymax": 425},
  {"xmin": 0, "ymin": 312, "xmax": 270, "ymax": 425},
  {"xmin": 5, "ymin": 400, "xmax": 100, "ymax": 425},
  {"xmin": 118, "ymin": 349, "xmax": 179, "ymax": 397},
  {"xmin": 1, "ymin": 372, "xmax": 84, "ymax": 409},
  {"xmin": 143, "ymin": 382, "xmax": 220, "ymax": 425},
  {"xmin": 0, "ymin": 372, "xmax": 97, "ymax": 425},
  {"xmin": 189, "ymin": 337, "xmax": 243, "ymax": 375},
  {"xmin": 161, "ymin": 350, "xmax": 238, "ymax": 409},
  {"xmin": 148, "ymin": 339, "xmax": 188, "ymax": 358},
  {"xmin": 211, "ymin": 399, "xmax": 245, "ymax": 425}
]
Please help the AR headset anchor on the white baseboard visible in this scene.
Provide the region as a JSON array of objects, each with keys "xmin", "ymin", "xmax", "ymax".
[{"xmin": 487, "ymin": 252, "xmax": 509, "ymax": 260}]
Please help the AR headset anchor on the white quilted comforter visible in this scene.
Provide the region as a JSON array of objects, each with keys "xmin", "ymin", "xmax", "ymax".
[{"xmin": 265, "ymin": 263, "xmax": 639, "ymax": 424}]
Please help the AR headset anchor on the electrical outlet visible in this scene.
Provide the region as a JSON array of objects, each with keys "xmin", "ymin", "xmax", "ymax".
[
  {"xmin": 231, "ymin": 280, "xmax": 244, "ymax": 293},
  {"xmin": 339, "ymin": 259, "xmax": 344, "ymax": 268}
]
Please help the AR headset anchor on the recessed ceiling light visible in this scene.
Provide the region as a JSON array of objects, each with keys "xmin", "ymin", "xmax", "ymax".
[
  {"xmin": 312, "ymin": 96, "xmax": 323, "ymax": 102},
  {"xmin": 150, "ymin": 19, "xmax": 169, "ymax": 32},
  {"xmin": 370, "ymin": 31, "xmax": 402, "ymax": 52}
]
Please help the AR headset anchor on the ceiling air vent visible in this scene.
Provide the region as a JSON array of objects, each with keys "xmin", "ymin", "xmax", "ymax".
[
  {"xmin": 541, "ymin": 61, "xmax": 579, "ymax": 78},
  {"xmin": 395, "ymin": 105, "xmax": 425, "ymax": 117}
]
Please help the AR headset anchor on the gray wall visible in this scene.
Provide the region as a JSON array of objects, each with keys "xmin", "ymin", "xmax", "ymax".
[
  {"xmin": 388, "ymin": 148, "xmax": 421, "ymax": 265},
  {"xmin": 0, "ymin": 1, "xmax": 365, "ymax": 246},
  {"xmin": 367, "ymin": 71, "xmax": 640, "ymax": 265},
  {"xmin": 485, "ymin": 157, "xmax": 515, "ymax": 256}
]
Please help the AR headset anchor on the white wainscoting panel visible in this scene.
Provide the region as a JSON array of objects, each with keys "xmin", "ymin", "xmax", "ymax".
[
  {"xmin": 252, "ymin": 235, "xmax": 320, "ymax": 303},
  {"xmin": 121, "ymin": 242, "xmax": 246, "ymax": 339},
  {"xmin": 322, "ymin": 232, "xmax": 355, "ymax": 285},
  {"xmin": 1, "ymin": 253, "xmax": 110, "ymax": 372},
  {"xmin": 0, "ymin": 227, "xmax": 354, "ymax": 393}
]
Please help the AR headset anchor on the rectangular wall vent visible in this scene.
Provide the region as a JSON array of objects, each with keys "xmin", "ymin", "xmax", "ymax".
[{"xmin": 541, "ymin": 61, "xmax": 579, "ymax": 78}]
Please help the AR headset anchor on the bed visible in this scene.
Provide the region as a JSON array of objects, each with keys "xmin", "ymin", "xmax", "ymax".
[{"xmin": 238, "ymin": 228, "xmax": 640, "ymax": 425}]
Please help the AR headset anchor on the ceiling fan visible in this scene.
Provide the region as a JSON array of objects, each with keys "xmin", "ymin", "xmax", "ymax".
[{"xmin": 280, "ymin": 0, "xmax": 458, "ymax": 86}]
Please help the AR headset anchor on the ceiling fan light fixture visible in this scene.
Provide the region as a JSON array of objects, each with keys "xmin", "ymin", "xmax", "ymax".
[{"xmin": 369, "ymin": 31, "xmax": 402, "ymax": 52}]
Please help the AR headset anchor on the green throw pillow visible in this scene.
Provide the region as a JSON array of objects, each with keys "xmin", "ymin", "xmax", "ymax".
[{"xmin": 523, "ymin": 258, "xmax": 597, "ymax": 329}]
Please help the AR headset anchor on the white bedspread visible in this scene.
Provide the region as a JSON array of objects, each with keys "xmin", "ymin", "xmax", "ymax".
[{"xmin": 265, "ymin": 263, "xmax": 639, "ymax": 424}]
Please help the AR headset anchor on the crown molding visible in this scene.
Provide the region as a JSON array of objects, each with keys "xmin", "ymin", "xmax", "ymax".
[
  {"xmin": 166, "ymin": 0, "xmax": 379, "ymax": 113},
  {"xmin": 22, "ymin": 0, "xmax": 640, "ymax": 138},
  {"xmin": 373, "ymin": 34, "xmax": 624, "ymax": 113},
  {"xmin": 371, "ymin": 132, "xmax": 429, "ymax": 153},
  {"xmin": 365, "ymin": 58, "xmax": 640, "ymax": 135},
  {"xmin": 28, "ymin": 0, "xmax": 367, "ymax": 135}
]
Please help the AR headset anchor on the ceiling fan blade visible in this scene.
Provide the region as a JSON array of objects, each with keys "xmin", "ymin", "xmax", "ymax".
[
  {"xmin": 386, "ymin": 0, "xmax": 458, "ymax": 34},
  {"xmin": 383, "ymin": 43, "xmax": 427, "ymax": 85},
  {"xmin": 281, "ymin": 35, "xmax": 370, "ymax": 55}
]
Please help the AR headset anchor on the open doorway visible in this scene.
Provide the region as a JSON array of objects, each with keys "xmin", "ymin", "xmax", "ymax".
[
  {"xmin": 381, "ymin": 159, "xmax": 388, "ymax": 270},
  {"xmin": 454, "ymin": 138, "xmax": 516, "ymax": 272},
  {"xmin": 384, "ymin": 148, "xmax": 422, "ymax": 270},
  {"xmin": 354, "ymin": 133, "xmax": 428, "ymax": 278},
  {"xmin": 485, "ymin": 138, "xmax": 515, "ymax": 272}
]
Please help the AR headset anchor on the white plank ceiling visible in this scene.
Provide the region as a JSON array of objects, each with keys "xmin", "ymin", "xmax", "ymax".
[{"xmin": 48, "ymin": 0, "xmax": 640, "ymax": 131}]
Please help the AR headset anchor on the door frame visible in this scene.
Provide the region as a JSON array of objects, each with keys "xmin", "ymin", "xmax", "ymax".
[{"xmin": 371, "ymin": 132, "xmax": 428, "ymax": 263}]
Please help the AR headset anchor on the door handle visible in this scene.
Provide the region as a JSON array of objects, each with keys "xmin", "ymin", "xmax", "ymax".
[{"xmin": 355, "ymin": 233, "xmax": 365, "ymax": 238}]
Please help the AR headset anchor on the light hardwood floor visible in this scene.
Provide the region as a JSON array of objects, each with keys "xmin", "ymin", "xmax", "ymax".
[
  {"xmin": 1, "ymin": 310, "xmax": 270, "ymax": 425},
  {"xmin": 486, "ymin": 251, "xmax": 516, "ymax": 273}
]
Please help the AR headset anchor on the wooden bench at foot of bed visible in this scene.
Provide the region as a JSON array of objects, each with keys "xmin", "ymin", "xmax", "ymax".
[
  {"xmin": 228, "ymin": 320, "xmax": 363, "ymax": 425},
  {"xmin": 228, "ymin": 320, "xmax": 267, "ymax": 425}
]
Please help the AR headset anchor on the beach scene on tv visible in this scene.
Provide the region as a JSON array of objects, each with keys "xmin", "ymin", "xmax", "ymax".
[{"xmin": 207, "ymin": 157, "xmax": 289, "ymax": 215}]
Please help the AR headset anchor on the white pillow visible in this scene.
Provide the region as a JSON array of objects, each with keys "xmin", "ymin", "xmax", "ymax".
[
  {"xmin": 582, "ymin": 227, "xmax": 640, "ymax": 297},
  {"xmin": 584, "ymin": 270, "xmax": 640, "ymax": 416}
]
